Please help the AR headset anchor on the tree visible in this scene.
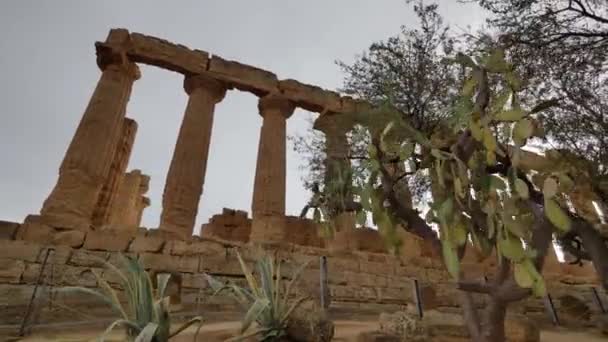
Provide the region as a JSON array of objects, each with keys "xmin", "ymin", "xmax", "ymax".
[
  {"xmin": 465, "ymin": 0, "xmax": 608, "ymax": 295},
  {"xmin": 294, "ymin": 1, "xmax": 608, "ymax": 340},
  {"xmin": 291, "ymin": 1, "xmax": 460, "ymax": 213}
]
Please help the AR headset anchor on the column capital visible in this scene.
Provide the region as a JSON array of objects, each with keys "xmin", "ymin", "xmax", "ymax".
[
  {"xmin": 313, "ymin": 113, "xmax": 354, "ymax": 135},
  {"xmin": 184, "ymin": 74, "xmax": 228, "ymax": 102},
  {"xmin": 95, "ymin": 44, "xmax": 141, "ymax": 80},
  {"xmin": 258, "ymin": 93, "xmax": 295, "ymax": 119}
]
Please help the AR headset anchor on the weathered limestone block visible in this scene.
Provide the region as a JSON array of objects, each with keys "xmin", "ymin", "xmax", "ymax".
[
  {"xmin": 163, "ymin": 239, "xmax": 225, "ymax": 256},
  {"xmin": 107, "ymin": 170, "xmax": 150, "ymax": 233},
  {"xmin": 0, "ymin": 284, "xmax": 35, "ymax": 306},
  {"xmin": 208, "ymin": 55, "xmax": 278, "ymax": 96},
  {"xmin": 279, "ymin": 79, "xmax": 341, "ymax": 113},
  {"xmin": 41, "ymin": 29, "xmax": 139, "ymax": 230},
  {"xmin": 360, "ymin": 260, "xmax": 397, "ymax": 276},
  {"xmin": 327, "ymin": 255, "xmax": 359, "ymax": 273},
  {"xmin": 181, "ymin": 273, "xmax": 208, "ymax": 289},
  {"xmin": 160, "ymin": 75, "xmax": 227, "ymax": 239},
  {"xmin": 93, "ymin": 118, "xmax": 138, "ymax": 226},
  {"xmin": 0, "ymin": 240, "xmax": 41, "ymax": 262},
  {"xmin": 139, "ymin": 253, "xmax": 199, "ymax": 273},
  {"xmin": 68, "ymin": 250, "xmax": 110, "ymax": 268},
  {"xmin": 22, "ymin": 263, "xmax": 99, "ymax": 287},
  {"xmin": 39, "ymin": 245, "xmax": 72, "ymax": 265},
  {"xmin": 53, "ymin": 230, "xmax": 86, "ymax": 247},
  {"xmin": 377, "ymin": 286, "xmax": 409, "ymax": 304},
  {"xmin": 83, "ymin": 230, "xmax": 133, "ymax": 252},
  {"xmin": 128, "ymin": 32, "xmax": 209, "ymax": 74},
  {"xmin": 0, "ymin": 220, "xmax": 19, "ymax": 240},
  {"xmin": 329, "ymin": 285, "xmax": 358, "ymax": 301},
  {"xmin": 129, "ymin": 234, "xmax": 166, "ymax": 253},
  {"xmin": 0, "ymin": 259, "xmax": 25, "ymax": 284}
]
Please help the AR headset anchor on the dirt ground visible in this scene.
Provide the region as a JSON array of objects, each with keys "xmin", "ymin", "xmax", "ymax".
[{"xmin": 16, "ymin": 320, "xmax": 607, "ymax": 341}]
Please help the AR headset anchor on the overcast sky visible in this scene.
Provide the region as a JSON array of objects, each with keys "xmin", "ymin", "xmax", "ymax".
[{"xmin": 0, "ymin": 1, "xmax": 485, "ymax": 233}]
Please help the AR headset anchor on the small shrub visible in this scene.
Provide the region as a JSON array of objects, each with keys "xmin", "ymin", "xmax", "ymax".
[{"xmin": 58, "ymin": 254, "xmax": 202, "ymax": 342}]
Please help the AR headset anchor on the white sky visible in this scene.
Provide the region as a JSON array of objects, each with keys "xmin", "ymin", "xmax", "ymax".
[{"xmin": 0, "ymin": 1, "xmax": 486, "ymax": 232}]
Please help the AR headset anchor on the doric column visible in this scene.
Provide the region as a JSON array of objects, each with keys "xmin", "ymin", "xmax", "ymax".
[
  {"xmin": 314, "ymin": 115, "xmax": 353, "ymax": 194},
  {"xmin": 92, "ymin": 118, "xmax": 138, "ymax": 227},
  {"xmin": 250, "ymin": 94, "xmax": 295, "ymax": 242},
  {"xmin": 159, "ymin": 75, "xmax": 227, "ymax": 239},
  {"xmin": 40, "ymin": 30, "xmax": 139, "ymax": 230}
]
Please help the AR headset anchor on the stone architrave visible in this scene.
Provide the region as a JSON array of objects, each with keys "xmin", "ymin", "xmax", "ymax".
[
  {"xmin": 92, "ymin": 118, "xmax": 138, "ymax": 226},
  {"xmin": 250, "ymin": 94, "xmax": 295, "ymax": 242},
  {"xmin": 40, "ymin": 30, "xmax": 140, "ymax": 230},
  {"xmin": 159, "ymin": 75, "xmax": 227, "ymax": 239}
]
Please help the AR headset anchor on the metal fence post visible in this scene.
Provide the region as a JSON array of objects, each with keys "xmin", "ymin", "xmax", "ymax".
[
  {"xmin": 591, "ymin": 287, "xmax": 606, "ymax": 314},
  {"xmin": 413, "ymin": 279, "xmax": 423, "ymax": 318},
  {"xmin": 19, "ymin": 247, "xmax": 54, "ymax": 336},
  {"xmin": 543, "ymin": 293, "xmax": 560, "ymax": 326},
  {"xmin": 320, "ymin": 256, "xmax": 328, "ymax": 310}
]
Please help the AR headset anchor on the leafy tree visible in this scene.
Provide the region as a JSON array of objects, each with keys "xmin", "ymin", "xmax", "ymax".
[
  {"xmin": 291, "ymin": 1, "xmax": 460, "ymax": 215},
  {"xmin": 348, "ymin": 48, "xmax": 565, "ymax": 342},
  {"xmin": 464, "ymin": 0, "xmax": 608, "ymax": 296}
]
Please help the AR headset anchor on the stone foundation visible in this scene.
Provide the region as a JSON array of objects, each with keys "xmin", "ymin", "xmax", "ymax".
[{"xmin": 1, "ymin": 215, "xmax": 605, "ymax": 332}]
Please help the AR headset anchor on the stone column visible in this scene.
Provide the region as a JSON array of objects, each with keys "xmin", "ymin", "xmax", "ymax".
[
  {"xmin": 314, "ymin": 115, "xmax": 352, "ymax": 190},
  {"xmin": 250, "ymin": 94, "xmax": 295, "ymax": 242},
  {"xmin": 40, "ymin": 31, "xmax": 140, "ymax": 230},
  {"xmin": 159, "ymin": 75, "xmax": 227, "ymax": 239},
  {"xmin": 314, "ymin": 115, "xmax": 355, "ymax": 233},
  {"xmin": 107, "ymin": 170, "xmax": 150, "ymax": 234},
  {"xmin": 92, "ymin": 118, "xmax": 138, "ymax": 227}
]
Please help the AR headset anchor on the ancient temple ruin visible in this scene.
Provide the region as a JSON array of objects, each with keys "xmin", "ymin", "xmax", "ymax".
[{"xmin": 0, "ymin": 28, "xmax": 604, "ymax": 333}]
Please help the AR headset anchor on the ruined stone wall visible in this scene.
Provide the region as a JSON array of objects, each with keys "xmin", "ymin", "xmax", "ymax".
[{"xmin": 1, "ymin": 219, "xmax": 604, "ymax": 331}]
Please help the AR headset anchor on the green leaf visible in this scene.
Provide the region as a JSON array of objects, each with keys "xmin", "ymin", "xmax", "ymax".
[
  {"xmin": 558, "ymin": 173, "xmax": 574, "ymax": 193},
  {"xmin": 399, "ymin": 142, "xmax": 414, "ymax": 160},
  {"xmin": 483, "ymin": 127, "xmax": 497, "ymax": 152},
  {"xmin": 499, "ymin": 236, "xmax": 526, "ymax": 262},
  {"xmin": 495, "ymin": 108, "xmax": 526, "ymax": 122},
  {"xmin": 135, "ymin": 323, "xmax": 159, "ymax": 342},
  {"xmin": 491, "ymin": 89, "xmax": 512, "ymax": 114},
  {"xmin": 543, "ymin": 177, "xmax": 558, "ymax": 199},
  {"xmin": 514, "ymin": 178, "xmax": 529, "ymax": 199},
  {"xmin": 505, "ymin": 216, "xmax": 528, "ymax": 239},
  {"xmin": 514, "ymin": 262, "xmax": 534, "ymax": 288},
  {"xmin": 505, "ymin": 71, "xmax": 522, "ymax": 91},
  {"xmin": 368, "ymin": 145, "xmax": 378, "ymax": 158},
  {"xmin": 512, "ymin": 119, "xmax": 533, "ymax": 146},
  {"xmin": 442, "ymin": 239, "xmax": 460, "ymax": 280},
  {"xmin": 544, "ymin": 198, "xmax": 571, "ymax": 232},
  {"xmin": 438, "ymin": 197, "xmax": 454, "ymax": 222},
  {"xmin": 452, "ymin": 223, "xmax": 468, "ymax": 247},
  {"xmin": 522, "ymin": 260, "xmax": 546, "ymax": 297},
  {"xmin": 470, "ymin": 120, "xmax": 483, "ymax": 141},
  {"xmin": 462, "ymin": 76, "xmax": 478, "ymax": 97},
  {"xmin": 483, "ymin": 49, "xmax": 510, "ymax": 73}
]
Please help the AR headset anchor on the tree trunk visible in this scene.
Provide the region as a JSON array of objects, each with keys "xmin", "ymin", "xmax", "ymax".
[{"xmin": 574, "ymin": 220, "xmax": 608, "ymax": 290}]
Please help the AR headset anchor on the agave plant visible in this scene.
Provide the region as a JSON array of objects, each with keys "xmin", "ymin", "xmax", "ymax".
[
  {"xmin": 205, "ymin": 251, "xmax": 311, "ymax": 341},
  {"xmin": 58, "ymin": 254, "xmax": 202, "ymax": 341}
]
